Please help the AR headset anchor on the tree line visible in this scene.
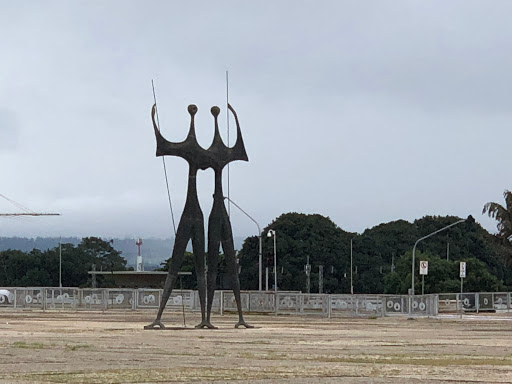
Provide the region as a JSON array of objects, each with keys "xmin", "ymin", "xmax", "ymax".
[
  {"xmin": 238, "ymin": 212, "xmax": 512, "ymax": 294},
  {"xmin": 0, "ymin": 237, "xmax": 127, "ymax": 287},
  {"xmin": 2, "ymin": 190, "xmax": 511, "ymax": 294}
]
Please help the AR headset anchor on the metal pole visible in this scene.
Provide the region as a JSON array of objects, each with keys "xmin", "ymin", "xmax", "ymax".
[
  {"xmin": 224, "ymin": 196, "xmax": 262, "ymax": 291},
  {"xmin": 411, "ymin": 218, "xmax": 465, "ymax": 296},
  {"xmin": 460, "ymin": 277, "xmax": 463, "ymax": 319},
  {"xmin": 259, "ymin": 235, "xmax": 262, "ymax": 291},
  {"xmin": 319, "ymin": 265, "xmax": 323, "ymax": 294},
  {"xmin": 59, "ymin": 240, "xmax": 62, "ymax": 288},
  {"xmin": 411, "ymin": 241, "xmax": 418, "ymax": 296},
  {"xmin": 91, "ymin": 264, "xmax": 97, "ymax": 288},
  {"xmin": 421, "ymin": 274, "xmax": 424, "ymax": 296},
  {"xmin": 226, "ymin": 70, "xmax": 230, "ymax": 217},
  {"xmin": 305, "ymin": 255, "xmax": 311, "ymax": 294},
  {"xmin": 273, "ymin": 232, "xmax": 277, "ymax": 293},
  {"xmin": 350, "ymin": 239, "xmax": 353, "ymax": 295},
  {"xmin": 265, "ymin": 267, "xmax": 269, "ymax": 291}
]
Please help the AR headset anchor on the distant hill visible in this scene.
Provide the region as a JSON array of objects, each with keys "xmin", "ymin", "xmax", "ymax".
[{"xmin": 0, "ymin": 236, "xmax": 247, "ymax": 270}]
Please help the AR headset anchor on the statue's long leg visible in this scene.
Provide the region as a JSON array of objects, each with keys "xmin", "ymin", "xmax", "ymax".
[
  {"xmin": 221, "ymin": 217, "xmax": 253, "ymax": 329},
  {"xmin": 205, "ymin": 214, "xmax": 221, "ymax": 328},
  {"xmin": 145, "ymin": 219, "xmax": 192, "ymax": 329},
  {"xmin": 191, "ymin": 220, "xmax": 209, "ymax": 329}
]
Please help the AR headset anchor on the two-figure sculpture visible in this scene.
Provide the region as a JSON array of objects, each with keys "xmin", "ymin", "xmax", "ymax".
[{"xmin": 145, "ymin": 103, "xmax": 252, "ymax": 329}]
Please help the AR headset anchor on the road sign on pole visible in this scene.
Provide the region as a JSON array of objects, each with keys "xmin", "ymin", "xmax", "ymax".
[
  {"xmin": 459, "ymin": 261, "xmax": 466, "ymax": 319},
  {"xmin": 419, "ymin": 261, "xmax": 428, "ymax": 275},
  {"xmin": 419, "ymin": 261, "xmax": 428, "ymax": 295},
  {"xmin": 460, "ymin": 262, "xmax": 466, "ymax": 278}
]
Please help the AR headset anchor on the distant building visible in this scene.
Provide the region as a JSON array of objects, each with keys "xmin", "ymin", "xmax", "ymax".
[{"xmin": 87, "ymin": 271, "xmax": 168, "ymax": 288}]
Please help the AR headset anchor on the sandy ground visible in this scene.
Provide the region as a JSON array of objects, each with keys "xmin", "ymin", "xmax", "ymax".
[{"xmin": 0, "ymin": 310, "xmax": 511, "ymax": 383}]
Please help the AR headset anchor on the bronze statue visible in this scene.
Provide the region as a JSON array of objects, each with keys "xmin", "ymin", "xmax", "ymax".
[
  {"xmin": 205, "ymin": 105, "xmax": 252, "ymax": 328},
  {"xmin": 145, "ymin": 104, "xmax": 209, "ymax": 329},
  {"xmin": 145, "ymin": 103, "xmax": 252, "ymax": 329}
]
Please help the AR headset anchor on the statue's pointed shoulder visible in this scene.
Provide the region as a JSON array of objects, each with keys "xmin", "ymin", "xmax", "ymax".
[{"xmin": 150, "ymin": 103, "xmax": 209, "ymax": 168}]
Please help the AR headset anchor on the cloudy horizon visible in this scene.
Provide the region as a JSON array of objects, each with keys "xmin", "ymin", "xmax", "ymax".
[{"xmin": 0, "ymin": 1, "xmax": 510, "ymax": 241}]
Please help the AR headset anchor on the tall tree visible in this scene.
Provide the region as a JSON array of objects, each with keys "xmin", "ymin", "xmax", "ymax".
[
  {"xmin": 158, "ymin": 251, "xmax": 199, "ymax": 289},
  {"xmin": 237, "ymin": 213, "xmax": 508, "ymax": 293},
  {"xmin": 483, "ymin": 190, "xmax": 512, "ymax": 244},
  {"xmin": 238, "ymin": 213, "xmax": 355, "ymax": 293}
]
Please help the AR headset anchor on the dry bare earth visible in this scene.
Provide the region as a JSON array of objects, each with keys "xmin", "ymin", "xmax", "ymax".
[{"xmin": 0, "ymin": 310, "xmax": 511, "ymax": 383}]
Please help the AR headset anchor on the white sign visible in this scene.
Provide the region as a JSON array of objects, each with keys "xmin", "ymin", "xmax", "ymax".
[
  {"xmin": 460, "ymin": 262, "xmax": 466, "ymax": 278},
  {"xmin": 419, "ymin": 261, "xmax": 428, "ymax": 275}
]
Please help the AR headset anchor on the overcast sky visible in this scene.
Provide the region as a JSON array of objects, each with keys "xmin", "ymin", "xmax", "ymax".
[{"xmin": 0, "ymin": 1, "xmax": 510, "ymax": 242}]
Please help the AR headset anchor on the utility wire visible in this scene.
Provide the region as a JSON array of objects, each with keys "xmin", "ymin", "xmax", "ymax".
[
  {"xmin": 0, "ymin": 193, "xmax": 59, "ymax": 217},
  {"xmin": 0, "ymin": 193, "xmax": 35, "ymax": 213}
]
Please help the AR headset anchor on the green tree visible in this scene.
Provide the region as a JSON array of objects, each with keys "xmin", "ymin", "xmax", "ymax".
[
  {"xmin": 385, "ymin": 250, "xmax": 459, "ymax": 294},
  {"xmin": 237, "ymin": 236, "xmax": 260, "ymax": 289},
  {"xmin": 238, "ymin": 213, "xmax": 507, "ymax": 294},
  {"xmin": 483, "ymin": 190, "xmax": 512, "ymax": 244},
  {"xmin": 411, "ymin": 216, "xmax": 505, "ymax": 285},
  {"xmin": 74, "ymin": 237, "xmax": 126, "ymax": 287},
  {"xmin": 238, "ymin": 213, "xmax": 354, "ymax": 293},
  {"xmin": 384, "ymin": 250, "xmax": 503, "ymax": 294},
  {"xmin": 462, "ymin": 257, "xmax": 503, "ymax": 292},
  {"xmin": 157, "ymin": 251, "xmax": 198, "ymax": 289},
  {"xmin": 157, "ymin": 251, "xmax": 234, "ymax": 290},
  {"xmin": 0, "ymin": 237, "xmax": 127, "ymax": 288},
  {"xmin": 76, "ymin": 237, "xmax": 125, "ymax": 271}
]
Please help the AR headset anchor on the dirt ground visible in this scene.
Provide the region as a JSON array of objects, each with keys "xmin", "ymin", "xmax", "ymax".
[{"xmin": 0, "ymin": 310, "xmax": 511, "ymax": 383}]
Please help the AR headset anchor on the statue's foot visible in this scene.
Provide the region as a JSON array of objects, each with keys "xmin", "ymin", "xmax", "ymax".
[
  {"xmin": 144, "ymin": 320, "xmax": 166, "ymax": 329},
  {"xmin": 235, "ymin": 320, "xmax": 254, "ymax": 329},
  {"xmin": 195, "ymin": 320, "xmax": 217, "ymax": 329}
]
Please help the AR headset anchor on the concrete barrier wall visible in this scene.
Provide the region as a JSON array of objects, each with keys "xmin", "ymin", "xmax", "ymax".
[
  {"xmin": 437, "ymin": 292, "xmax": 512, "ymax": 313},
  {"xmin": 0, "ymin": 287, "xmax": 449, "ymax": 317},
  {"xmin": 4, "ymin": 287, "xmax": 510, "ymax": 316}
]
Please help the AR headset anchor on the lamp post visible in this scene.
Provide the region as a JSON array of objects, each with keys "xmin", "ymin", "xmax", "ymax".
[
  {"xmin": 59, "ymin": 241, "xmax": 73, "ymax": 288},
  {"xmin": 350, "ymin": 239, "xmax": 354, "ymax": 295},
  {"xmin": 224, "ymin": 197, "xmax": 263, "ymax": 291},
  {"xmin": 59, "ymin": 239, "xmax": 62, "ymax": 288},
  {"xmin": 411, "ymin": 218, "xmax": 467, "ymax": 295},
  {"xmin": 267, "ymin": 229, "xmax": 277, "ymax": 293}
]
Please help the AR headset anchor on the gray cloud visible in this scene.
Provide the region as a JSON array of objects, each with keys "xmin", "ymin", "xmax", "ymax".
[
  {"xmin": 0, "ymin": 1, "xmax": 509, "ymax": 241},
  {"xmin": 0, "ymin": 109, "xmax": 19, "ymax": 151}
]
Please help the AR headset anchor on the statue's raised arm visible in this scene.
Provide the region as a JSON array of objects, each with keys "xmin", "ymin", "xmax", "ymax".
[
  {"xmin": 151, "ymin": 104, "xmax": 205, "ymax": 162},
  {"xmin": 227, "ymin": 103, "xmax": 248, "ymax": 163}
]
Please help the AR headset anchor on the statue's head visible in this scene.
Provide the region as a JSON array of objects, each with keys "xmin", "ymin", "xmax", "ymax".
[
  {"xmin": 188, "ymin": 104, "xmax": 198, "ymax": 116},
  {"xmin": 210, "ymin": 106, "xmax": 220, "ymax": 117}
]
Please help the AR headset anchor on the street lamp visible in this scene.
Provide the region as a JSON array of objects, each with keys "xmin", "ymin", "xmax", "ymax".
[
  {"xmin": 411, "ymin": 217, "xmax": 470, "ymax": 295},
  {"xmin": 59, "ymin": 239, "xmax": 62, "ymax": 288},
  {"xmin": 223, "ymin": 196, "xmax": 263, "ymax": 291},
  {"xmin": 59, "ymin": 240, "xmax": 72, "ymax": 288},
  {"xmin": 267, "ymin": 229, "xmax": 277, "ymax": 293},
  {"xmin": 350, "ymin": 239, "xmax": 354, "ymax": 295}
]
